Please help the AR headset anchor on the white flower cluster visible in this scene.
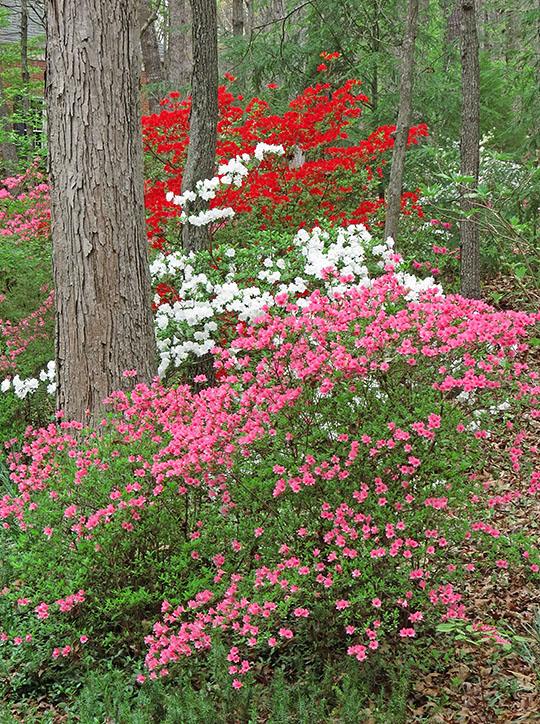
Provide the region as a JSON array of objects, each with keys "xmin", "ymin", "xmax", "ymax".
[
  {"xmin": 151, "ymin": 224, "xmax": 443, "ymax": 377},
  {"xmin": 216, "ymin": 154, "xmax": 251, "ymax": 187},
  {"xmin": 164, "ymin": 143, "xmax": 286, "ymax": 227},
  {"xmin": 186, "ymin": 207, "xmax": 235, "ymax": 227},
  {"xmin": 296, "ymin": 226, "xmax": 441, "ymax": 302},
  {"xmin": 254, "ymin": 143, "xmax": 285, "ymax": 161},
  {"xmin": 297, "ymin": 224, "xmax": 372, "ymax": 288},
  {"xmin": 1, "ymin": 360, "xmax": 55, "ymax": 399}
]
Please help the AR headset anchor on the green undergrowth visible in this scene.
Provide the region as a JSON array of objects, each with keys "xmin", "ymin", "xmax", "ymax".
[
  {"xmin": 3, "ymin": 630, "xmax": 539, "ymax": 724},
  {"xmin": 0, "ymin": 646, "xmax": 415, "ymax": 724}
]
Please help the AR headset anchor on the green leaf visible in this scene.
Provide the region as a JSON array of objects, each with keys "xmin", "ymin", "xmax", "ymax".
[{"xmin": 436, "ymin": 623, "xmax": 460, "ymax": 633}]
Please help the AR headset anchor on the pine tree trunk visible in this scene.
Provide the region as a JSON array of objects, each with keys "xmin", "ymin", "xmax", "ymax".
[
  {"xmin": 384, "ymin": 0, "xmax": 419, "ymax": 244},
  {"xmin": 139, "ymin": 0, "xmax": 165, "ymax": 115},
  {"xmin": 459, "ymin": 0, "xmax": 480, "ymax": 299},
  {"xmin": 46, "ymin": 0, "xmax": 157, "ymax": 423},
  {"xmin": 167, "ymin": 0, "xmax": 192, "ymax": 90}
]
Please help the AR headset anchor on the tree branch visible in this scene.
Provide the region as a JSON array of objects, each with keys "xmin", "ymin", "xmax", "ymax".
[{"xmin": 140, "ymin": 0, "xmax": 162, "ymax": 37}]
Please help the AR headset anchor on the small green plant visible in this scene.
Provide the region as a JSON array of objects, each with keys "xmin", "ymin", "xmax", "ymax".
[{"xmin": 508, "ymin": 607, "xmax": 540, "ymax": 685}]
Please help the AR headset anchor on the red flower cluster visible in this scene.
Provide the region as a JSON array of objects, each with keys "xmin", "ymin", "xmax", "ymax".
[{"xmin": 142, "ymin": 80, "xmax": 429, "ymax": 249}]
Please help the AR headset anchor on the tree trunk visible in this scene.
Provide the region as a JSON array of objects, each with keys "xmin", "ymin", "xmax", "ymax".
[
  {"xmin": 233, "ymin": 0, "xmax": 244, "ymax": 36},
  {"xmin": 272, "ymin": 0, "xmax": 284, "ymax": 22},
  {"xmin": 369, "ymin": 2, "xmax": 380, "ymax": 114},
  {"xmin": 167, "ymin": 0, "xmax": 192, "ymax": 90},
  {"xmin": 384, "ymin": 0, "xmax": 419, "ymax": 244},
  {"xmin": 46, "ymin": 0, "xmax": 157, "ymax": 423},
  {"xmin": 180, "ymin": 0, "xmax": 218, "ymax": 387},
  {"xmin": 459, "ymin": 0, "xmax": 480, "ymax": 299},
  {"xmin": 20, "ymin": 0, "xmax": 29, "ymax": 89},
  {"xmin": 20, "ymin": 0, "xmax": 33, "ymax": 151},
  {"xmin": 245, "ymin": 0, "xmax": 254, "ymax": 36},
  {"xmin": 180, "ymin": 0, "xmax": 218, "ymax": 253},
  {"xmin": 441, "ymin": 0, "xmax": 459, "ymax": 72},
  {"xmin": 139, "ymin": 0, "xmax": 165, "ymax": 115},
  {"xmin": 0, "ymin": 76, "xmax": 19, "ymax": 175}
]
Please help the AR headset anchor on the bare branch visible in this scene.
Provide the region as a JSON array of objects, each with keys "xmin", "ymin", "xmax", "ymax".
[{"xmin": 140, "ymin": 0, "xmax": 162, "ymax": 37}]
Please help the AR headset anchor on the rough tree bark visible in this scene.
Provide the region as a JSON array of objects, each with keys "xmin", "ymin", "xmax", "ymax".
[
  {"xmin": 167, "ymin": 0, "xmax": 192, "ymax": 89},
  {"xmin": 383, "ymin": 0, "xmax": 419, "ymax": 244},
  {"xmin": 459, "ymin": 0, "xmax": 480, "ymax": 299},
  {"xmin": 46, "ymin": 0, "xmax": 157, "ymax": 422},
  {"xmin": 369, "ymin": 1, "xmax": 381, "ymax": 114},
  {"xmin": 180, "ymin": 0, "xmax": 218, "ymax": 253},
  {"xmin": 180, "ymin": 0, "xmax": 218, "ymax": 387},
  {"xmin": 139, "ymin": 0, "xmax": 165, "ymax": 115}
]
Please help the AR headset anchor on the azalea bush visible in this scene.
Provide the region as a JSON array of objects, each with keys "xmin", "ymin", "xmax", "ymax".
[
  {"xmin": 0, "ymin": 96, "xmax": 431, "ymax": 432},
  {"xmin": 0, "ymin": 162, "xmax": 51, "ymax": 369},
  {"xmin": 0, "ymin": 164, "xmax": 54, "ymax": 437},
  {"xmin": 1, "ymin": 73, "xmax": 540, "ymax": 714},
  {"xmin": 150, "ymin": 222, "xmax": 440, "ymax": 379},
  {"xmin": 143, "ymin": 77, "xmax": 428, "ymax": 248},
  {"xmin": 0, "ymin": 266, "xmax": 539, "ymax": 697}
]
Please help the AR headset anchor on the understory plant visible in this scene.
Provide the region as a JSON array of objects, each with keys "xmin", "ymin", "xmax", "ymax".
[
  {"xmin": 409, "ymin": 134, "xmax": 540, "ymax": 301},
  {"xmin": 143, "ymin": 77, "xmax": 428, "ymax": 247},
  {"xmin": 0, "ymin": 73, "xmax": 539, "ymax": 711},
  {"xmin": 0, "ymin": 164, "xmax": 53, "ymax": 437},
  {"xmin": 0, "ymin": 75, "xmax": 430, "ymax": 417},
  {"xmin": 0, "ymin": 266, "xmax": 538, "ymax": 697}
]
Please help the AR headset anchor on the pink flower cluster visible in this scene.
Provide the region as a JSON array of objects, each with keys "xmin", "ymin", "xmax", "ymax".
[{"xmin": 1, "ymin": 270, "xmax": 539, "ymax": 688}]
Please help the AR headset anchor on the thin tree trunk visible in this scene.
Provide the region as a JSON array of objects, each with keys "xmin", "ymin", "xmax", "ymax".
[
  {"xmin": 384, "ymin": 0, "xmax": 419, "ymax": 244},
  {"xmin": 442, "ymin": 0, "xmax": 459, "ymax": 72},
  {"xmin": 0, "ymin": 76, "xmax": 19, "ymax": 174},
  {"xmin": 233, "ymin": 0, "xmax": 244, "ymax": 36},
  {"xmin": 370, "ymin": 4, "xmax": 380, "ymax": 113},
  {"xmin": 371, "ymin": 48, "xmax": 379, "ymax": 112},
  {"xmin": 167, "ymin": 0, "xmax": 192, "ymax": 90},
  {"xmin": 20, "ymin": 0, "xmax": 33, "ymax": 150},
  {"xmin": 459, "ymin": 0, "xmax": 480, "ymax": 299},
  {"xmin": 246, "ymin": 0, "xmax": 254, "ymax": 36},
  {"xmin": 46, "ymin": 0, "xmax": 157, "ymax": 422},
  {"xmin": 180, "ymin": 0, "xmax": 218, "ymax": 387},
  {"xmin": 181, "ymin": 0, "xmax": 218, "ymax": 253},
  {"xmin": 139, "ymin": 0, "xmax": 165, "ymax": 115},
  {"xmin": 272, "ymin": 0, "xmax": 285, "ymax": 21}
]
